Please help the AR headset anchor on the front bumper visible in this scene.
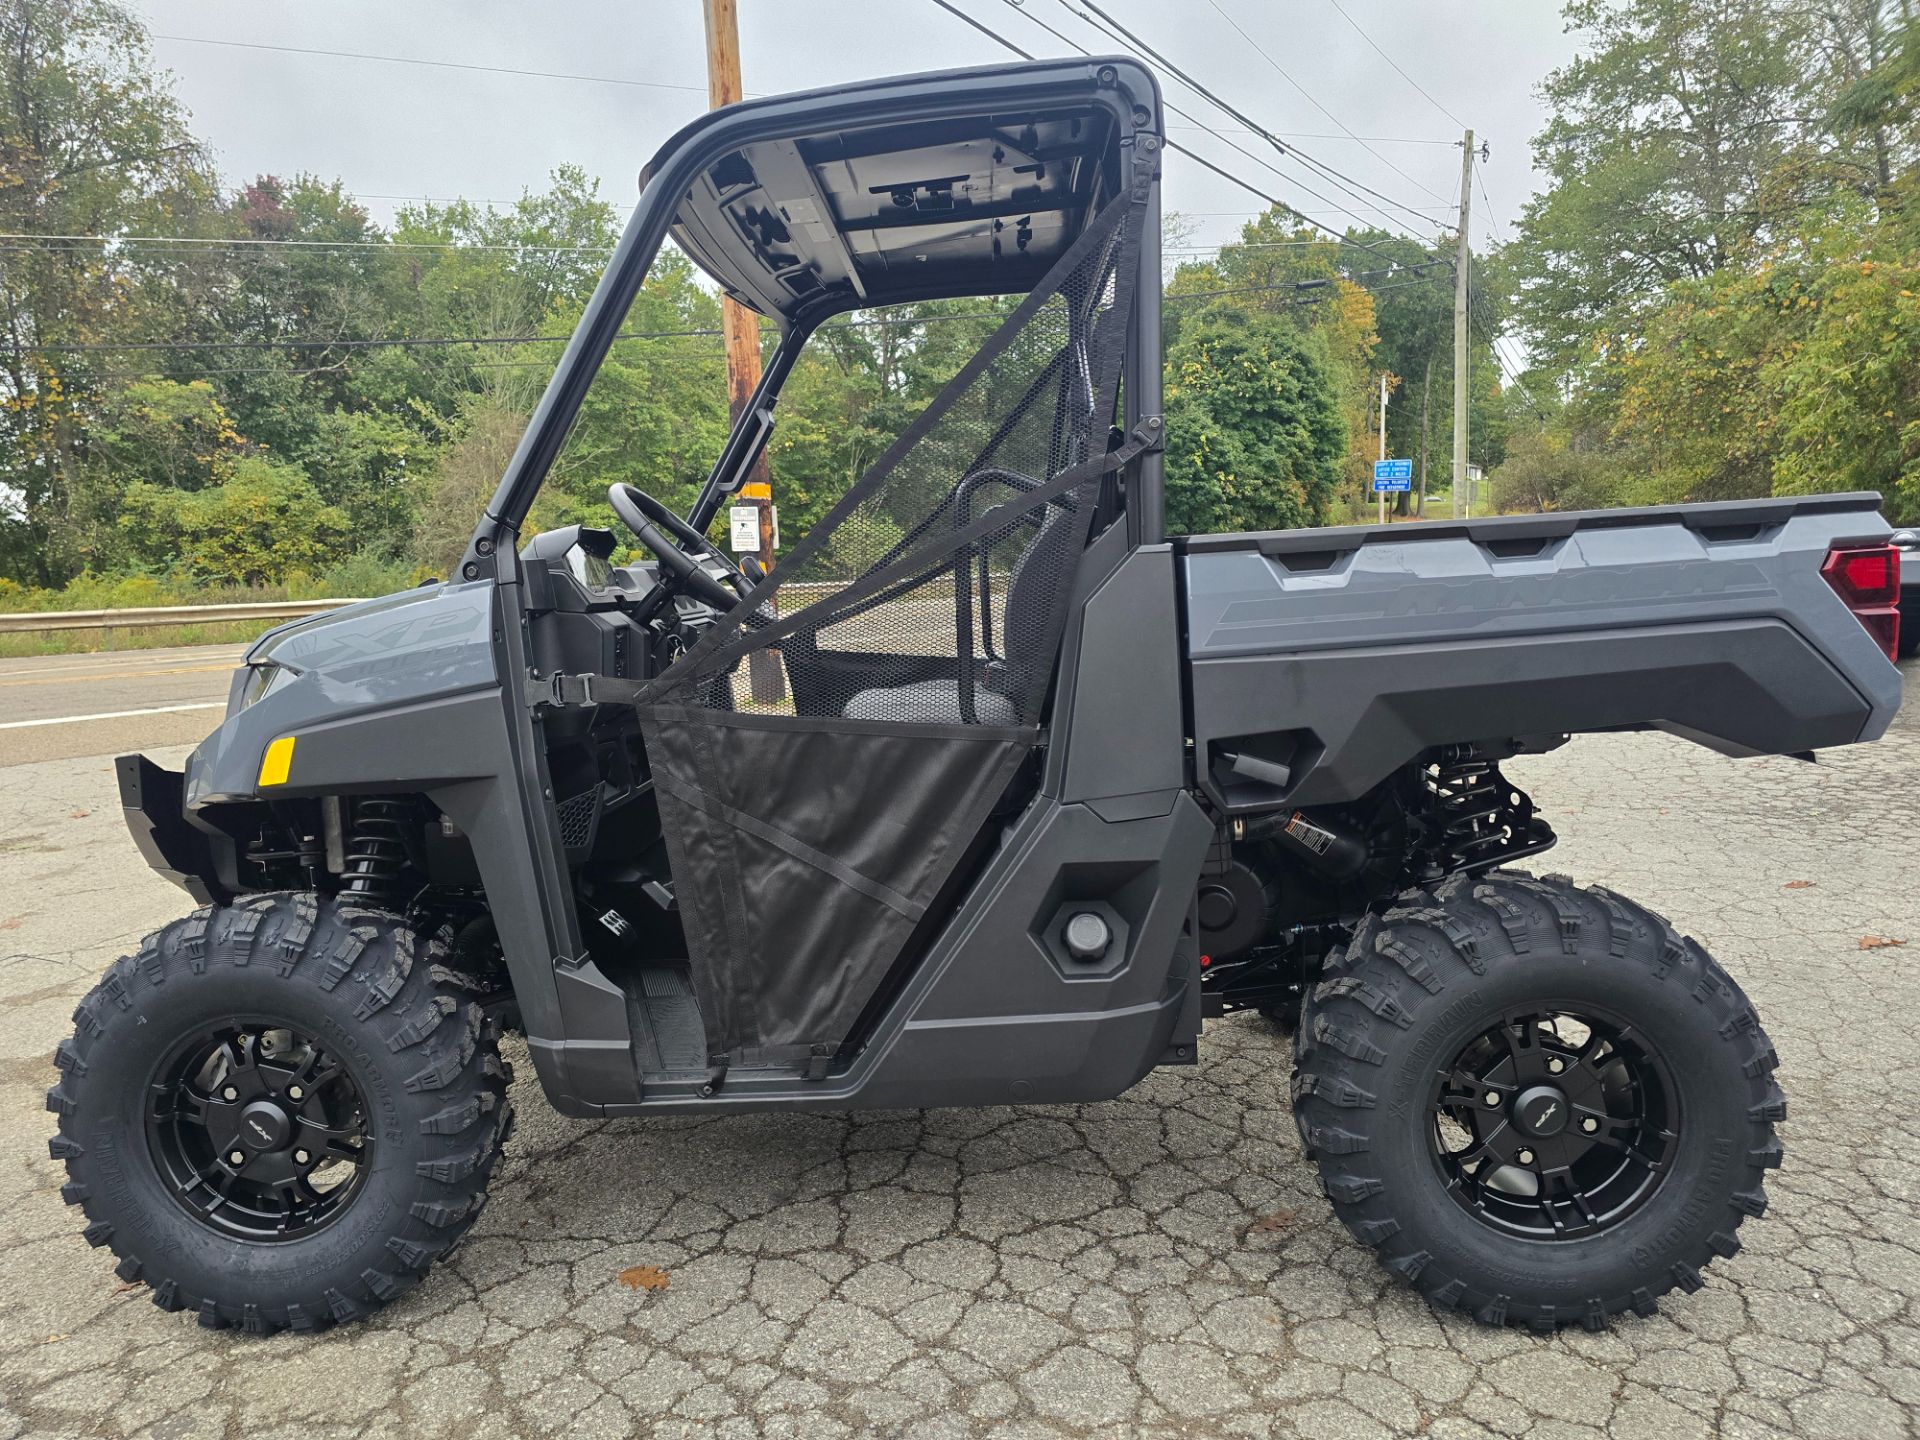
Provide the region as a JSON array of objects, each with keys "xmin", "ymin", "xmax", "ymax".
[{"xmin": 115, "ymin": 753, "xmax": 228, "ymax": 905}]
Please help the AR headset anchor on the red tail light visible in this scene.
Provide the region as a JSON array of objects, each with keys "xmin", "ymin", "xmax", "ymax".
[{"xmin": 1822, "ymin": 544, "xmax": 1901, "ymax": 661}]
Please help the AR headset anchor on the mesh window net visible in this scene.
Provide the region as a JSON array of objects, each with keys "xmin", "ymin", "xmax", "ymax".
[{"xmin": 634, "ymin": 165, "xmax": 1149, "ymax": 1071}]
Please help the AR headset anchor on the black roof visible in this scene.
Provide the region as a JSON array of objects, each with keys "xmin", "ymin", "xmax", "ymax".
[{"xmin": 649, "ymin": 58, "xmax": 1148, "ymax": 327}]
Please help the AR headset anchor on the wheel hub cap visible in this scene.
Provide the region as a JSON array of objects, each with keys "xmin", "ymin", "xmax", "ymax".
[
  {"xmin": 1514, "ymin": 1084, "xmax": 1569, "ymax": 1137},
  {"xmin": 238, "ymin": 1100, "xmax": 291, "ymax": 1151}
]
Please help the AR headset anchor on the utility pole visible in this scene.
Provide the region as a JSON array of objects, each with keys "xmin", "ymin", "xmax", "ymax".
[
  {"xmin": 702, "ymin": 0, "xmax": 783, "ymax": 700},
  {"xmin": 1417, "ymin": 356, "xmax": 1432, "ymax": 518},
  {"xmin": 1451, "ymin": 128, "xmax": 1473, "ymax": 520},
  {"xmin": 1377, "ymin": 373, "xmax": 1389, "ymax": 525}
]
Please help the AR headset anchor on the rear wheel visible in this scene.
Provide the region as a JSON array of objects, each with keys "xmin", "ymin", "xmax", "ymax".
[
  {"xmin": 1293, "ymin": 871, "xmax": 1782, "ymax": 1332},
  {"xmin": 48, "ymin": 894, "xmax": 512, "ymax": 1334}
]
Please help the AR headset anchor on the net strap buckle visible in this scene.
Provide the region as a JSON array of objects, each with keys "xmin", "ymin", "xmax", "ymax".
[{"xmin": 542, "ymin": 672, "xmax": 647, "ymax": 710}]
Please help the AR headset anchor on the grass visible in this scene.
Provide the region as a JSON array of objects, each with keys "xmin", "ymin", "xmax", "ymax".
[
  {"xmin": 0, "ymin": 551, "xmax": 423, "ymax": 659},
  {"xmin": 0, "ymin": 619, "xmax": 275, "ymax": 659}
]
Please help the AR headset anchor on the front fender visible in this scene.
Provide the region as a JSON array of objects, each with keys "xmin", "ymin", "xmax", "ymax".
[{"xmin": 125, "ymin": 576, "xmax": 626, "ymax": 1116}]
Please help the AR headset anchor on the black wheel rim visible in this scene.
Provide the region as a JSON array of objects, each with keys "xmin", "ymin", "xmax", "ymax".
[
  {"xmin": 145, "ymin": 1022, "xmax": 374, "ymax": 1242},
  {"xmin": 1429, "ymin": 1006, "xmax": 1678, "ymax": 1239}
]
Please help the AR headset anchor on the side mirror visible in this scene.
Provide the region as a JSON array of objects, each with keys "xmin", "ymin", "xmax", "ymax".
[{"xmin": 1890, "ymin": 529, "xmax": 1918, "ymax": 549}]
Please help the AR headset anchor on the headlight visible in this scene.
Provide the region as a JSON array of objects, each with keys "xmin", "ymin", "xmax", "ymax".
[{"xmin": 236, "ymin": 662, "xmax": 295, "ymax": 710}]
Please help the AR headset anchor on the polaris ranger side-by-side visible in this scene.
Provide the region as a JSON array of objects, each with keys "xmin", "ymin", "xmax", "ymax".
[{"xmin": 52, "ymin": 58, "xmax": 1903, "ymax": 1337}]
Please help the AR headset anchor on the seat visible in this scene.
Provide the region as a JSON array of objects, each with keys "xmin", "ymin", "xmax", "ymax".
[
  {"xmin": 842, "ymin": 679, "xmax": 1018, "ymax": 725},
  {"xmin": 840, "ymin": 497, "xmax": 1081, "ymax": 727}
]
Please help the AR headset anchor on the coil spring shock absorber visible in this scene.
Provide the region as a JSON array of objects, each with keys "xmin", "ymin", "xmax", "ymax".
[
  {"xmin": 1428, "ymin": 745, "xmax": 1538, "ymax": 870},
  {"xmin": 340, "ymin": 798, "xmax": 414, "ymax": 905}
]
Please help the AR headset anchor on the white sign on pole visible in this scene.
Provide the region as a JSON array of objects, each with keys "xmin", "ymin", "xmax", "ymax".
[{"xmin": 728, "ymin": 504, "xmax": 759, "ymax": 553}]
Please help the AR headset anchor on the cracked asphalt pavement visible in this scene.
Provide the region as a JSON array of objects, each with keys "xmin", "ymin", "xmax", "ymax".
[{"xmin": 2, "ymin": 671, "xmax": 1918, "ymax": 1438}]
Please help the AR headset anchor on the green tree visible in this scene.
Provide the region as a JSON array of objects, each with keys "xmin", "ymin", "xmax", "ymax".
[
  {"xmin": 1338, "ymin": 229, "xmax": 1468, "ymax": 512},
  {"xmin": 1508, "ymin": 0, "xmax": 1824, "ymax": 372},
  {"xmin": 121, "ymin": 454, "xmax": 349, "ymax": 585},
  {"xmin": 1608, "ymin": 188, "xmax": 1920, "ymax": 519},
  {"xmin": 0, "ymin": 0, "xmax": 218, "ymax": 582},
  {"xmin": 1163, "ymin": 313, "xmax": 1346, "ymax": 534},
  {"xmin": 1490, "ymin": 426, "xmax": 1629, "ymax": 513},
  {"xmin": 541, "ymin": 247, "xmax": 730, "ymax": 537},
  {"xmin": 65, "ymin": 379, "xmax": 242, "ymax": 570},
  {"xmin": 83, "ymin": 378, "xmax": 240, "ymax": 492}
]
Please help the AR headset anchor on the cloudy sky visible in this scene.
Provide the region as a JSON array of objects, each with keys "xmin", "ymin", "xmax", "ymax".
[{"xmin": 128, "ymin": 0, "xmax": 1582, "ymax": 262}]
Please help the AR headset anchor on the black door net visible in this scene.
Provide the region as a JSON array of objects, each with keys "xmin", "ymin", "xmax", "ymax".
[{"xmin": 634, "ymin": 150, "xmax": 1152, "ymax": 1073}]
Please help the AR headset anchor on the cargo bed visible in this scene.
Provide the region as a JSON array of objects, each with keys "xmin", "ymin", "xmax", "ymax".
[{"xmin": 1180, "ymin": 493, "xmax": 1902, "ymax": 810}]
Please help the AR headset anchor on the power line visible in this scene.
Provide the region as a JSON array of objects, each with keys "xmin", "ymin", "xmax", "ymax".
[
  {"xmin": 1176, "ymin": 273, "xmax": 1450, "ymax": 304},
  {"xmin": 146, "ymin": 20, "xmax": 1452, "ymax": 259},
  {"xmin": 0, "ymin": 215, "xmax": 1456, "ymax": 265},
  {"xmin": 1173, "ymin": 209, "xmax": 1445, "ymax": 220},
  {"xmin": 1321, "ymin": 0, "xmax": 1469, "ymax": 131},
  {"xmin": 1475, "ymin": 169, "xmax": 1509, "ymax": 250},
  {"xmin": 1465, "ymin": 172, "xmax": 1531, "ymax": 401},
  {"xmin": 150, "ymin": 33, "xmax": 721, "ymax": 99},
  {"xmin": 86, "ymin": 355, "xmax": 729, "ymax": 383},
  {"xmin": 924, "ymin": 0, "xmax": 1320, "ymax": 227},
  {"xmin": 359, "ymin": 192, "xmax": 529, "ymax": 207},
  {"xmin": 1196, "ymin": 0, "xmax": 1453, "ymax": 207},
  {"xmin": 1181, "ymin": 206, "xmax": 1451, "ymax": 221},
  {"xmin": 30, "ymin": 327, "xmax": 723, "ymax": 353},
  {"xmin": 1160, "ymin": 145, "xmax": 1438, "ymax": 266},
  {"xmin": 47, "ymin": 271, "xmax": 1453, "ymax": 375},
  {"xmin": 1167, "ymin": 126, "xmax": 1456, "ymax": 145},
  {"xmin": 922, "ymin": 0, "xmax": 1427, "ymax": 271},
  {"xmin": 1467, "ymin": 309, "xmax": 1550, "ymax": 421},
  {"xmin": 0, "ymin": 231, "xmax": 615, "ymax": 256},
  {"xmin": 1045, "ymin": 0, "xmax": 1445, "ymax": 237},
  {"xmin": 923, "ymin": 0, "xmax": 1337, "ymax": 230}
]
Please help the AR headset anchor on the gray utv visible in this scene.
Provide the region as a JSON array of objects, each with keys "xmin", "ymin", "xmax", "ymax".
[{"xmin": 52, "ymin": 56, "xmax": 1904, "ymax": 1337}]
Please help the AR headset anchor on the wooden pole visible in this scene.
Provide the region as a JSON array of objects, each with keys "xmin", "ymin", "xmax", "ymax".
[
  {"xmin": 1451, "ymin": 128, "xmax": 1473, "ymax": 520},
  {"xmin": 1417, "ymin": 355, "xmax": 1431, "ymax": 518},
  {"xmin": 702, "ymin": 0, "xmax": 783, "ymax": 701},
  {"xmin": 702, "ymin": 0, "xmax": 762, "ymax": 446}
]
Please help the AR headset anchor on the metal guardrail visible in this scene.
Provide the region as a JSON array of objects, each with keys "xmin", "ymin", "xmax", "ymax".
[
  {"xmin": 0, "ymin": 598, "xmax": 364, "ymax": 637},
  {"xmin": 0, "ymin": 567, "xmax": 1015, "ymax": 645}
]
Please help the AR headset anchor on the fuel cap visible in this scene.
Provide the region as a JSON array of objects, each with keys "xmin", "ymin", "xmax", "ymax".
[{"xmin": 1064, "ymin": 911, "xmax": 1112, "ymax": 962}]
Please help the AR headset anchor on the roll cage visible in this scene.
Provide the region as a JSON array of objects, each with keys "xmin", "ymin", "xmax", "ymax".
[{"xmin": 458, "ymin": 54, "xmax": 1166, "ymax": 581}]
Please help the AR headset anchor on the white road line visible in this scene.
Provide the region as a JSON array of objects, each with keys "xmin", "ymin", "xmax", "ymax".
[{"xmin": 0, "ymin": 701, "xmax": 225, "ymax": 731}]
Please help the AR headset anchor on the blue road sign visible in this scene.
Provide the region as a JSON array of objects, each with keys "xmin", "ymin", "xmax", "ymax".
[{"xmin": 1372, "ymin": 457, "xmax": 1413, "ymax": 494}]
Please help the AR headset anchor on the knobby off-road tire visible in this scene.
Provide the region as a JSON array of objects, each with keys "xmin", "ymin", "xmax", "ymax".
[
  {"xmin": 1257, "ymin": 998, "xmax": 1303, "ymax": 1034},
  {"xmin": 1293, "ymin": 870, "xmax": 1783, "ymax": 1333},
  {"xmin": 48, "ymin": 893, "xmax": 512, "ymax": 1334}
]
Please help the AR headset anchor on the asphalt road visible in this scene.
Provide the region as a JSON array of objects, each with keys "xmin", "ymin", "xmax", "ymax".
[
  {"xmin": 0, "ymin": 645, "xmax": 245, "ymax": 765},
  {"xmin": 1, "ymin": 655, "xmax": 1917, "ymax": 1437}
]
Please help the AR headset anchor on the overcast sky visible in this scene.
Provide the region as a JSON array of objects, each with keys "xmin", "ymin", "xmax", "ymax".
[{"xmin": 128, "ymin": 0, "xmax": 1581, "ymax": 263}]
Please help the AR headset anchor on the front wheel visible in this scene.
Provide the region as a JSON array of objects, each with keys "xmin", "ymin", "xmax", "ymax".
[
  {"xmin": 1293, "ymin": 871, "xmax": 1782, "ymax": 1332},
  {"xmin": 48, "ymin": 894, "xmax": 512, "ymax": 1334}
]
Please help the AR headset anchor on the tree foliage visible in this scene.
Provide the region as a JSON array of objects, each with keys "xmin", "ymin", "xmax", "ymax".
[
  {"xmin": 1, "ymin": 0, "xmax": 1526, "ymax": 605},
  {"xmin": 1164, "ymin": 314, "xmax": 1346, "ymax": 534},
  {"xmin": 1493, "ymin": 0, "xmax": 1920, "ymax": 524},
  {"xmin": 122, "ymin": 455, "xmax": 349, "ymax": 585}
]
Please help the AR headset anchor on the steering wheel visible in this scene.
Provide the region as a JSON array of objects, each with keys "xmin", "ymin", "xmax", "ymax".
[{"xmin": 607, "ymin": 483, "xmax": 749, "ymax": 611}]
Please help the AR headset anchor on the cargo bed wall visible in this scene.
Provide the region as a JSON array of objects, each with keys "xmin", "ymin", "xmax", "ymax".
[{"xmin": 1183, "ymin": 494, "xmax": 1903, "ymax": 811}]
